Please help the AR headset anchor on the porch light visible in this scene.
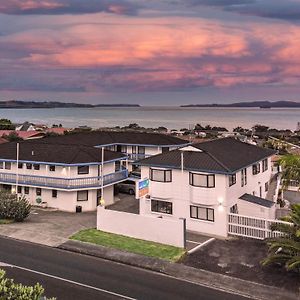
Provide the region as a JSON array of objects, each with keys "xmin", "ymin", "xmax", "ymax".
[{"xmin": 217, "ymin": 196, "xmax": 224, "ymax": 206}]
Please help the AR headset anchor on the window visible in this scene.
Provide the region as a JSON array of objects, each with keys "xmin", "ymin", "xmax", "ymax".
[
  {"xmin": 190, "ymin": 206, "xmax": 214, "ymax": 222},
  {"xmin": 120, "ymin": 145, "xmax": 127, "ymax": 153},
  {"xmin": 241, "ymin": 168, "xmax": 247, "ymax": 187},
  {"xmin": 36, "ymin": 188, "xmax": 42, "ymax": 196},
  {"xmin": 138, "ymin": 146, "xmax": 145, "ymax": 154},
  {"xmin": 132, "ymin": 146, "xmax": 137, "ymax": 154},
  {"xmin": 150, "ymin": 168, "xmax": 172, "ymax": 182},
  {"xmin": 26, "ymin": 163, "xmax": 32, "ymax": 170},
  {"xmin": 0, "ymin": 162, "xmax": 3, "ymax": 169},
  {"xmin": 18, "ymin": 163, "xmax": 23, "ymax": 169},
  {"xmin": 17, "ymin": 186, "xmax": 22, "ymax": 194},
  {"xmin": 265, "ymin": 182, "xmax": 269, "ymax": 192},
  {"xmin": 52, "ymin": 190, "xmax": 57, "ymax": 198},
  {"xmin": 34, "ymin": 164, "xmax": 40, "ymax": 170},
  {"xmin": 78, "ymin": 166, "xmax": 89, "ymax": 175},
  {"xmin": 252, "ymin": 163, "xmax": 260, "ymax": 175},
  {"xmin": 24, "ymin": 187, "xmax": 29, "ymax": 194},
  {"xmin": 5, "ymin": 162, "xmax": 11, "ymax": 170},
  {"xmin": 162, "ymin": 147, "xmax": 169, "ymax": 153},
  {"xmin": 230, "ymin": 204, "xmax": 238, "ymax": 214},
  {"xmin": 189, "ymin": 173, "xmax": 215, "ymax": 188},
  {"xmin": 49, "ymin": 165, "xmax": 55, "ymax": 172},
  {"xmin": 77, "ymin": 190, "xmax": 88, "ymax": 201},
  {"xmin": 151, "ymin": 200, "xmax": 173, "ymax": 214},
  {"xmin": 262, "ymin": 159, "xmax": 268, "ymax": 172},
  {"xmin": 229, "ymin": 174, "xmax": 236, "ymax": 187}
]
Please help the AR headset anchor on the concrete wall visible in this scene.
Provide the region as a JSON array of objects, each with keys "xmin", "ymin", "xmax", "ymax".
[
  {"xmin": 237, "ymin": 199, "xmax": 276, "ymax": 219},
  {"xmin": 97, "ymin": 206, "xmax": 186, "ymax": 248}
]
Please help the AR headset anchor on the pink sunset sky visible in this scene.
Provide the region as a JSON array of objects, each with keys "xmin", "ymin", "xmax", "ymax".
[{"xmin": 0, "ymin": 0, "xmax": 300, "ymax": 105}]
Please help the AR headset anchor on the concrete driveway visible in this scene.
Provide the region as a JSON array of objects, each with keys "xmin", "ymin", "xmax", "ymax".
[{"xmin": 0, "ymin": 209, "xmax": 96, "ymax": 247}]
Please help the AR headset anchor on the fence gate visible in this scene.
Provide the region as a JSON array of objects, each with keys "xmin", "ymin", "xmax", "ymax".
[{"xmin": 228, "ymin": 213, "xmax": 292, "ymax": 240}]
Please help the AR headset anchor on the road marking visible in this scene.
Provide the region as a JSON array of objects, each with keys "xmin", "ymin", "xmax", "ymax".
[
  {"xmin": 188, "ymin": 238, "xmax": 215, "ymax": 254},
  {"xmin": 1, "ymin": 262, "xmax": 136, "ymax": 300}
]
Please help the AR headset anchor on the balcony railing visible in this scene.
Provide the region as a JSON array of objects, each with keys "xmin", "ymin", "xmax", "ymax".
[
  {"xmin": 0, "ymin": 170, "xmax": 128, "ymax": 190},
  {"xmin": 123, "ymin": 153, "xmax": 151, "ymax": 161}
]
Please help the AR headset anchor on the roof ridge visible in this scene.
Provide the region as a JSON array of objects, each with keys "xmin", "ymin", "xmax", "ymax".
[{"xmin": 203, "ymin": 150, "xmax": 232, "ymax": 172}]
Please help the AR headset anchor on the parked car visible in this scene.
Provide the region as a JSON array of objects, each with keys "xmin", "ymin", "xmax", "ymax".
[{"xmin": 117, "ymin": 180, "xmax": 136, "ymax": 195}]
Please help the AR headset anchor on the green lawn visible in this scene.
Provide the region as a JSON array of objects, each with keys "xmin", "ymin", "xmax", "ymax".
[
  {"xmin": 0, "ymin": 219, "xmax": 14, "ymax": 225},
  {"xmin": 71, "ymin": 229, "xmax": 186, "ymax": 262}
]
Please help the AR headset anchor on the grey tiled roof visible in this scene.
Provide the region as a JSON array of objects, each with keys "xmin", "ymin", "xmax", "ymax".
[
  {"xmin": 239, "ymin": 193, "xmax": 275, "ymax": 208},
  {"xmin": 0, "ymin": 142, "xmax": 125, "ymax": 164},
  {"xmin": 138, "ymin": 137, "xmax": 276, "ymax": 174}
]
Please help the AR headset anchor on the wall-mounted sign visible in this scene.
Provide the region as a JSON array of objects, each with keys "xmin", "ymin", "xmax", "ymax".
[{"xmin": 138, "ymin": 178, "xmax": 149, "ymax": 198}]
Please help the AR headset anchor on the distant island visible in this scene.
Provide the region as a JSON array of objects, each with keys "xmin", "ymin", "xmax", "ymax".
[
  {"xmin": 0, "ymin": 100, "xmax": 140, "ymax": 109},
  {"xmin": 181, "ymin": 101, "xmax": 300, "ymax": 108}
]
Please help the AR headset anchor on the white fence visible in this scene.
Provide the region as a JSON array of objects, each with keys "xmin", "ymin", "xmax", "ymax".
[
  {"xmin": 228, "ymin": 213, "xmax": 292, "ymax": 240},
  {"xmin": 97, "ymin": 206, "xmax": 186, "ymax": 248}
]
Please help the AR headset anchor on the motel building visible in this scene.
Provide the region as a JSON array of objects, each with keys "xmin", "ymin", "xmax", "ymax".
[
  {"xmin": 0, "ymin": 131, "xmax": 188, "ymax": 212},
  {"xmin": 137, "ymin": 138, "xmax": 277, "ymax": 238}
]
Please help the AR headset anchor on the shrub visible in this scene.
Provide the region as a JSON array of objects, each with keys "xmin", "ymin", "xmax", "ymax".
[
  {"xmin": 0, "ymin": 191, "xmax": 31, "ymax": 222},
  {"xmin": 0, "ymin": 269, "xmax": 55, "ymax": 299}
]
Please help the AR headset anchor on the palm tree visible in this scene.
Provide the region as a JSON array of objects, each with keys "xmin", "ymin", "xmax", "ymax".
[
  {"xmin": 262, "ymin": 204, "xmax": 300, "ymax": 272},
  {"xmin": 279, "ymin": 154, "xmax": 300, "ymax": 190}
]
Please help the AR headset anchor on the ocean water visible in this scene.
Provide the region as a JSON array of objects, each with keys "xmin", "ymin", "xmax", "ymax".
[{"xmin": 0, "ymin": 106, "xmax": 299, "ymax": 131}]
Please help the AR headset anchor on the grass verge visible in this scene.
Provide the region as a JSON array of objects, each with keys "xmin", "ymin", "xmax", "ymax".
[
  {"xmin": 0, "ymin": 219, "xmax": 14, "ymax": 224},
  {"xmin": 71, "ymin": 229, "xmax": 185, "ymax": 262}
]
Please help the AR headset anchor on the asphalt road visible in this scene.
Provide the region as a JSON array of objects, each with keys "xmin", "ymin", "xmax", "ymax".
[{"xmin": 0, "ymin": 237, "xmax": 250, "ymax": 300}]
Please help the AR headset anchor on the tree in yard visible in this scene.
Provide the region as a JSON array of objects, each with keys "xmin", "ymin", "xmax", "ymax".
[
  {"xmin": 2, "ymin": 132, "xmax": 23, "ymax": 142},
  {"xmin": 0, "ymin": 269, "xmax": 55, "ymax": 299},
  {"xmin": 262, "ymin": 204, "xmax": 300, "ymax": 272},
  {"xmin": 0, "ymin": 119, "xmax": 14, "ymax": 130},
  {"xmin": 279, "ymin": 154, "xmax": 300, "ymax": 190}
]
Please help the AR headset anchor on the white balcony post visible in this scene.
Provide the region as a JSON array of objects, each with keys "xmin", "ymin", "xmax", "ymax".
[
  {"xmin": 101, "ymin": 147, "xmax": 104, "ymax": 201},
  {"xmin": 15, "ymin": 142, "xmax": 19, "ymax": 195}
]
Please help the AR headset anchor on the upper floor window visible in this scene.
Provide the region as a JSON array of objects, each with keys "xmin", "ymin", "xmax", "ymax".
[
  {"xmin": 151, "ymin": 199, "xmax": 173, "ymax": 215},
  {"xmin": 138, "ymin": 146, "xmax": 145, "ymax": 154},
  {"xmin": 34, "ymin": 164, "xmax": 40, "ymax": 170},
  {"xmin": 265, "ymin": 182, "xmax": 269, "ymax": 192},
  {"xmin": 241, "ymin": 168, "xmax": 247, "ymax": 187},
  {"xmin": 229, "ymin": 174, "xmax": 236, "ymax": 187},
  {"xmin": 78, "ymin": 166, "xmax": 89, "ymax": 175},
  {"xmin": 18, "ymin": 163, "xmax": 23, "ymax": 169},
  {"xmin": 252, "ymin": 163, "xmax": 260, "ymax": 175},
  {"xmin": 26, "ymin": 163, "xmax": 32, "ymax": 170},
  {"xmin": 262, "ymin": 159, "xmax": 268, "ymax": 172},
  {"xmin": 0, "ymin": 162, "xmax": 3, "ymax": 169},
  {"xmin": 150, "ymin": 168, "xmax": 172, "ymax": 182},
  {"xmin": 49, "ymin": 165, "xmax": 56, "ymax": 172},
  {"xmin": 162, "ymin": 147, "xmax": 169, "ymax": 153},
  {"xmin": 189, "ymin": 172, "xmax": 215, "ymax": 188},
  {"xmin": 52, "ymin": 190, "xmax": 58, "ymax": 198},
  {"xmin": 24, "ymin": 187, "xmax": 29, "ymax": 194},
  {"xmin": 5, "ymin": 162, "xmax": 11, "ymax": 170},
  {"xmin": 36, "ymin": 188, "xmax": 42, "ymax": 196},
  {"xmin": 121, "ymin": 145, "xmax": 127, "ymax": 153}
]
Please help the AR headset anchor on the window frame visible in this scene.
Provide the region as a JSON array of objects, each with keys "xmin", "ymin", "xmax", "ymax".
[
  {"xmin": 262, "ymin": 159, "xmax": 268, "ymax": 172},
  {"xmin": 77, "ymin": 190, "xmax": 88, "ymax": 202},
  {"xmin": 190, "ymin": 205, "xmax": 214, "ymax": 222},
  {"xmin": 189, "ymin": 172, "xmax": 215, "ymax": 188},
  {"xmin": 150, "ymin": 168, "xmax": 172, "ymax": 183},
  {"xmin": 36, "ymin": 188, "xmax": 42, "ymax": 196},
  {"xmin": 5, "ymin": 162, "xmax": 11, "ymax": 170},
  {"xmin": 52, "ymin": 189, "xmax": 58, "ymax": 198},
  {"xmin": 33, "ymin": 164, "xmax": 40, "ymax": 170},
  {"xmin": 241, "ymin": 168, "xmax": 247, "ymax": 187},
  {"xmin": 49, "ymin": 165, "xmax": 56, "ymax": 172},
  {"xmin": 151, "ymin": 199, "xmax": 173, "ymax": 215},
  {"xmin": 26, "ymin": 163, "xmax": 32, "ymax": 170},
  {"xmin": 252, "ymin": 163, "xmax": 261, "ymax": 175},
  {"xmin": 78, "ymin": 165, "xmax": 89, "ymax": 175},
  {"xmin": 229, "ymin": 174, "xmax": 236, "ymax": 187}
]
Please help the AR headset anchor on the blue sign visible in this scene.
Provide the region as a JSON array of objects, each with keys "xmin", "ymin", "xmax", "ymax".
[{"xmin": 139, "ymin": 178, "xmax": 149, "ymax": 190}]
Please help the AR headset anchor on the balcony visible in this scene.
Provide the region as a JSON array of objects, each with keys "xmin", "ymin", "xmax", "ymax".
[
  {"xmin": 0, "ymin": 170, "xmax": 128, "ymax": 190},
  {"xmin": 123, "ymin": 153, "xmax": 151, "ymax": 161}
]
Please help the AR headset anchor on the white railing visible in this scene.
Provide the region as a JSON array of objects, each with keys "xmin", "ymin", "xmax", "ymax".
[
  {"xmin": 228, "ymin": 213, "xmax": 292, "ymax": 240},
  {"xmin": 0, "ymin": 170, "xmax": 128, "ymax": 190}
]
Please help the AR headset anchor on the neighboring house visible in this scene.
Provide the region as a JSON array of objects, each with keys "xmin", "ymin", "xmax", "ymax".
[
  {"xmin": 15, "ymin": 122, "xmax": 36, "ymax": 131},
  {"xmin": 27, "ymin": 131, "xmax": 189, "ymax": 175},
  {"xmin": 0, "ymin": 142, "xmax": 127, "ymax": 212},
  {"xmin": 45, "ymin": 127, "xmax": 70, "ymax": 135},
  {"xmin": 0, "ymin": 130, "xmax": 45, "ymax": 140},
  {"xmin": 137, "ymin": 138, "xmax": 276, "ymax": 237}
]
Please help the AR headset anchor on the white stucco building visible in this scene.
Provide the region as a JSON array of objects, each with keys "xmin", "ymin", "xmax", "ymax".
[
  {"xmin": 0, "ymin": 131, "xmax": 187, "ymax": 212},
  {"xmin": 137, "ymin": 138, "xmax": 277, "ymax": 237}
]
